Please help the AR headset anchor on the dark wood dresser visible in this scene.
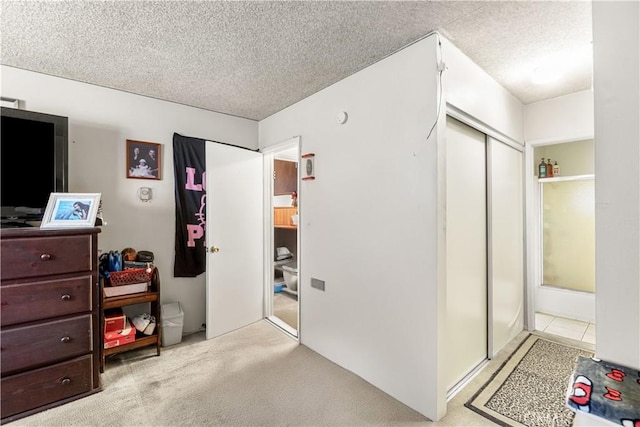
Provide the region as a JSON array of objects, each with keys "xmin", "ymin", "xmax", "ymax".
[{"xmin": 0, "ymin": 227, "xmax": 101, "ymax": 423}]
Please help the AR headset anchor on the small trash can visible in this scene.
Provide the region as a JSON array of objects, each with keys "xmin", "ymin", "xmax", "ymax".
[{"xmin": 161, "ymin": 302, "xmax": 184, "ymax": 347}]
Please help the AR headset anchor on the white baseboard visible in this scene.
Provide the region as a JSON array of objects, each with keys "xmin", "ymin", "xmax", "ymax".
[{"xmin": 535, "ymin": 286, "xmax": 595, "ymax": 323}]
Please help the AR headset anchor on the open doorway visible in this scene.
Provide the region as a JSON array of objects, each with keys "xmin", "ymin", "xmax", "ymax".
[
  {"xmin": 527, "ymin": 139, "xmax": 595, "ymax": 345},
  {"xmin": 262, "ymin": 137, "xmax": 300, "ymax": 337}
]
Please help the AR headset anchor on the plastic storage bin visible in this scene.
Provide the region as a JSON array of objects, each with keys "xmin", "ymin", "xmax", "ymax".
[{"xmin": 161, "ymin": 302, "xmax": 184, "ymax": 347}]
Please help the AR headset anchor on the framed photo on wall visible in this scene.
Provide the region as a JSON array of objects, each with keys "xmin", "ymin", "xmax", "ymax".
[
  {"xmin": 40, "ymin": 193, "xmax": 102, "ymax": 229},
  {"xmin": 127, "ymin": 139, "xmax": 161, "ymax": 180}
]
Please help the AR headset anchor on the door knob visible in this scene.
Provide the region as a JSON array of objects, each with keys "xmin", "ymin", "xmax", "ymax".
[{"xmin": 210, "ymin": 246, "xmax": 220, "ymax": 253}]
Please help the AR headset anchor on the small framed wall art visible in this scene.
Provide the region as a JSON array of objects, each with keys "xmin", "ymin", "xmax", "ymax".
[
  {"xmin": 41, "ymin": 193, "xmax": 102, "ymax": 229},
  {"xmin": 301, "ymin": 153, "xmax": 315, "ymax": 181},
  {"xmin": 127, "ymin": 139, "xmax": 161, "ymax": 180}
]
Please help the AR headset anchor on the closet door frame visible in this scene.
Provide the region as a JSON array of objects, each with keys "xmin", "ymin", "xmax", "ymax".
[{"xmin": 446, "ymin": 106, "xmax": 526, "ymax": 362}]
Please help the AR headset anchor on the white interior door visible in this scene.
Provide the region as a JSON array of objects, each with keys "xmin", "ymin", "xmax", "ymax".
[
  {"xmin": 205, "ymin": 141, "xmax": 264, "ymax": 339},
  {"xmin": 489, "ymin": 138, "xmax": 524, "ymax": 356},
  {"xmin": 445, "ymin": 117, "xmax": 488, "ymax": 390}
]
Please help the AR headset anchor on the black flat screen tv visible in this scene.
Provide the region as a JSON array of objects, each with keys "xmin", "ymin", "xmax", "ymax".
[{"xmin": 1, "ymin": 107, "xmax": 68, "ymax": 222}]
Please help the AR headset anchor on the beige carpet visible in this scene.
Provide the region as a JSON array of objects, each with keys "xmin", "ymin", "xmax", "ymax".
[
  {"xmin": 11, "ymin": 321, "xmax": 429, "ymax": 427},
  {"xmin": 465, "ymin": 334, "xmax": 593, "ymax": 427},
  {"xmin": 13, "ymin": 324, "xmax": 577, "ymax": 427}
]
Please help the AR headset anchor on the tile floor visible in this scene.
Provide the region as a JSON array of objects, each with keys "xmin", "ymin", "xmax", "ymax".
[{"xmin": 535, "ymin": 312, "xmax": 596, "ymax": 344}]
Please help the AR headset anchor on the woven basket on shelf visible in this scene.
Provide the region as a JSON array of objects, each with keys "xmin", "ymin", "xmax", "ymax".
[{"xmin": 108, "ymin": 268, "xmax": 154, "ymax": 287}]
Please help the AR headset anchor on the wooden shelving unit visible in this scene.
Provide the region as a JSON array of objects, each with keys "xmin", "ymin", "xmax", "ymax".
[
  {"xmin": 274, "ymin": 206, "xmax": 297, "ymax": 229},
  {"xmin": 100, "ymin": 271, "xmax": 161, "ymax": 372}
]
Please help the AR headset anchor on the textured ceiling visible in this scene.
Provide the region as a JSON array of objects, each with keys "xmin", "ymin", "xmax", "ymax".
[{"xmin": 1, "ymin": 1, "xmax": 592, "ymax": 121}]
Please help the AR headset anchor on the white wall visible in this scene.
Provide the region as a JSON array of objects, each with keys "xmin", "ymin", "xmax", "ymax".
[
  {"xmin": 525, "ymin": 89, "xmax": 594, "ymax": 143},
  {"xmin": 535, "ymin": 286, "xmax": 595, "ymax": 323},
  {"xmin": 441, "ymin": 37, "xmax": 524, "ymax": 145},
  {"xmin": 260, "ymin": 33, "xmax": 526, "ymax": 421},
  {"xmin": 592, "ymin": 1, "xmax": 640, "ymax": 369},
  {"xmin": 1, "ymin": 66, "xmax": 258, "ymax": 335},
  {"xmin": 260, "ymin": 36, "xmax": 444, "ymax": 420}
]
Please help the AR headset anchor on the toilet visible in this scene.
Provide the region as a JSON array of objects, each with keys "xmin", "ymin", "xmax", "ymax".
[{"xmin": 281, "ymin": 262, "xmax": 298, "ymax": 292}]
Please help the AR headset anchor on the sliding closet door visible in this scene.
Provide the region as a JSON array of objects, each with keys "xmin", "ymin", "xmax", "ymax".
[
  {"xmin": 489, "ymin": 138, "xmax": 524, "ymax": 356},
  {"xmin": 445, "ymin": 117, "xmax": 487, "ymax": 390}
]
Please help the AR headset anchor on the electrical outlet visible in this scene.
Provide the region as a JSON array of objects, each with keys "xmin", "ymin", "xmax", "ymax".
[{"xmin": 311, "ymin": 278, "xmax": 325, "ymax": 291}]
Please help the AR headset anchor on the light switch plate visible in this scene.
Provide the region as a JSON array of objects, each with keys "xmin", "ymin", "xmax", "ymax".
[
  {"xmin": 311, "ymin": 278, "xmax": 325, "ymax": 291},
  {"xmin": 139, "ymin": 187, "xmax": 152, "ymax": 201}
]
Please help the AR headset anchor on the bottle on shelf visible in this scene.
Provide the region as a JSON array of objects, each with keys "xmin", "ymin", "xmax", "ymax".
[
  {"xmin": 547, "ymin": 159, "xmax": 554, "ymax": 177},
  {"xmin": 538, "ymin": 157, "xmax": 547, "ymax": 178},
  {"xmin": 553, "ymin": 161, "xmax": 560, "ymax": 176}
]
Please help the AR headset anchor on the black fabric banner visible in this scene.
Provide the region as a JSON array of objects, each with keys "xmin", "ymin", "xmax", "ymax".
[{"xmin": 173, "ymin": 133, "xmax": 206, "ymax": 277}]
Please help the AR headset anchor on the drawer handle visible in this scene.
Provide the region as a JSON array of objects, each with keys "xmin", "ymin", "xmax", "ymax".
[
  {"xmin": 61, "ymin": 378, "xmax": 71, "ymax": 385},
  {"xmin": 61, "ymin": 294, "xmax": 71, "ymax": 301},
  {"xmin": 40, "ymin": 253, "xmax": 52, "ymax": 261},
  {"xmin": 61, "ymin": 336, "xmax": 71, "ymax": 343}
]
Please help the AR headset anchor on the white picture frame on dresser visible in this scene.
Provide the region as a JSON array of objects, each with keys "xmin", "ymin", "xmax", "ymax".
[{"xmin": 41, "ymin": 193, "xmax": 101, "ymax": 229}]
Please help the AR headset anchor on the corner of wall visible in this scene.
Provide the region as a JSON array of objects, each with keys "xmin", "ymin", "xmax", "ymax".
[{"xmin": 439, "ymin": 37, "xmax": 524, "ymax": 144}]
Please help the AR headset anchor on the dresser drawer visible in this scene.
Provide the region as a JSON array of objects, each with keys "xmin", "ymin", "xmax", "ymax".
[
  {"xmin": 1, "ymin": 355, "xmax": 92, "ymax": 420},
  {"xmin": 1, "ymin": 275, "xmax": 92, "ymax": 327},
  {"xmin": 1, "ymin": 235, "xmax": 92, "ymax": 280},
  {"xmin": 1, "ymin": 314, "xmax": 92, "ymax": 375}
]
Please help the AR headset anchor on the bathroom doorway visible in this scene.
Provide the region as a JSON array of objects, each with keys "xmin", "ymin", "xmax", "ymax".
[
  {"xmin": 262, "ymin": 137, "xmax": 300, "ymax": 337},
  {"xmin": 528, "ymin": 139, "xmax": 596, "ymax": 344}
]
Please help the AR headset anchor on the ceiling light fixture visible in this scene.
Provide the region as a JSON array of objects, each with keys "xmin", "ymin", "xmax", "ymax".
[
  {"xmin": 531, "ymin": 65, "xmax": 562, "ymax": 85},
  {"xmin": 528, "ymin": 45, "xmax": 591, "ymax": 86}
]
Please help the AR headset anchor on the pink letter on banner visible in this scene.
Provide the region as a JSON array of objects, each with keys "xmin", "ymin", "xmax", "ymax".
[
  {"xmin": 185, "ymin": 167, "xmax": 202, "ymax": 191},
  {"xmin": 186, "ymin": 224, "xmax": 204, "ymax": 247}
]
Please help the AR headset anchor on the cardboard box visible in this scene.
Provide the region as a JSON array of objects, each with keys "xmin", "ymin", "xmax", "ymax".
[
  {"xmin": 104, "ymin": 319, "xmax": 136, "ymax": 349},
  {"xmin": 104, "ymin": 308, "xmax": 126, "ymax": 333}
]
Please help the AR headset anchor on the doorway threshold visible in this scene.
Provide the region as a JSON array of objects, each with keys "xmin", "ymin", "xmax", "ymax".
[
  {"xmin": 447, "ymin": 359, "xmax": 489, "ymax": 401},
  {"xmin": 267, "ymin": 315, "xmax": 298, "ymax": 339}
]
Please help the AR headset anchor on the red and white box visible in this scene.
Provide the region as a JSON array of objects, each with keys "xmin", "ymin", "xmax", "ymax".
[
  {"xmin": 104, "ymin": 319, "xmax": 136, "ymax": 349},
  {"xmin": 104, "ymin": 308, "xmax": 126, "ymax": 333}
]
